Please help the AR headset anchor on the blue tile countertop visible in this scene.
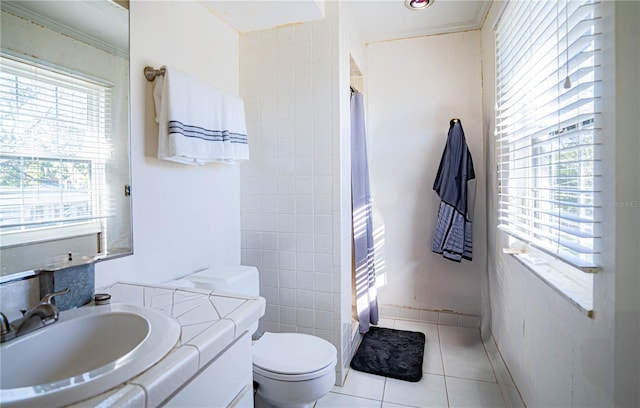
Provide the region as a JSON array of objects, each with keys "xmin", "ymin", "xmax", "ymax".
[{"xmin": 69, "ymin": 282, "xmax": 265, "ymax": 407}]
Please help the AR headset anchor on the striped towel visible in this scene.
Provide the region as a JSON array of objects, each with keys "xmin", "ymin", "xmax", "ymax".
[
  {"xmin": 153, "ymin": 66, "xmax": 249, "ymax": 164},
  {"xmin": 432, "ymin": 201, "xmax": 473, "ymax": 262}
]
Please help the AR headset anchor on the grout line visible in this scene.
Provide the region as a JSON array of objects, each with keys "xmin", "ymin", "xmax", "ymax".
[{"xmin": 437, "ymin": 324, "xmax": 452, "ymax": 408}]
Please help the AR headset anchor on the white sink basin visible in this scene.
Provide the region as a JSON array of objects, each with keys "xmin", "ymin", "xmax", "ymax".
[{"xmin": 0, "ymin": 303, "xmax": 181, "ymax": 407}]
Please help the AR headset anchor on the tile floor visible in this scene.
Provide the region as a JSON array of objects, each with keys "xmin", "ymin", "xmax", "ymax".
[{"xmin": 314, "ymin": 319, "xmax": 525, "ymax": 408}]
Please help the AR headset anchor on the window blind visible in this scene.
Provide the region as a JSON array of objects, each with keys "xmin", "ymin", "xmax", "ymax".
[
  {"xmin": 0, "ymin": 54, "xmax": 114, "ymax": 239},
  {"xmin": 495, "ymin": 0, "xmax": 602, "ymax": 272}
]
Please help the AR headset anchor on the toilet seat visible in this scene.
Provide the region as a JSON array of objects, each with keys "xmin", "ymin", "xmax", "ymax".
[{"xmin": 253, "ymin": 332, "xmax": 337, "ymax": 381}]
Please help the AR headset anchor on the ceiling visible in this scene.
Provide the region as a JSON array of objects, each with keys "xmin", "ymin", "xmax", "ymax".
[
  {"xmin": 351, "ymin": 0, "xmax": 492, "ymax": 43},
  {"xmin": 2, "ymin": 0, "xmax": 128, "ymax": 57},
  {"xmin": 202, "ymin": 0, "xmax": 492, "ymax": 44}
]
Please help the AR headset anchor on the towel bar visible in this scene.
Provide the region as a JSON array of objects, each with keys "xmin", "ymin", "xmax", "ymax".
[{"xmin": 144, "ymin": 66, "xmax": 165, "ymax": 81}]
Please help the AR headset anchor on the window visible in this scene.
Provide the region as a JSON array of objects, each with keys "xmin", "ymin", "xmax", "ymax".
[
  {"xmin": 0, "ymin": 54, "xmax": 113, "ymax": 248},
  {"xmin": 495, "ymin": 0, "xmax": 601, "ymax": 272}
]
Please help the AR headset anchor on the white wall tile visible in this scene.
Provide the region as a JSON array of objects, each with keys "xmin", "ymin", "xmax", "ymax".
[
  {"xmin": 296, "ymin": 253, "xmax": 314, "ymax": 272},
  {"xmin": 314, "ymin": 253, "xmax": 333, "ymax": 273},
  {"xmin": 260, "ymin": 213, "xmax": 278, "ymax": 232},
  {"xmin": 279, "ymin": 251, "xmax": 296, "ymax": 270},
  {"xmin": 242, "ymin": 231, "xmax": 261, "ymax": 249},
  {"xmin": 260, "ymin": 286, "xmax": 278, "ymax": 305},
  {"xmin": 315, "ymin": 215, "xmax": 333, "ymax": 234},
  {"xmin": 262, "ymin": 251, "xmax": 279, "ymax": 269},
  {"xmin": 314, "ymin": 233, "xmax": 332, "ymax": 253},
  {"xmin": 279, "ymin": 269, "xmax": 297, "ymax": 288},
  {"xmin": 296, "ymin": 308, "xmax": 315, "ymax": 328},
  {"xmin": 315, "ymin": 310, "xmax": 333, "ymax": 330},
  {"xmin": 314, "ymin": 195, "xmax": 332, "ymax": 215},
  {"xmin": 295, "ymin": 176, "xmax": 314, "ymax": 194},
  {"xmin": 280, "ymin": 306, "xmax": 297, "ymax": 325},
  {"xmin": 277, "ymin": 25, "xmax": 294, "ymax": 44},
  {"xmin": 294, "ymin": 23, "xmax": 312, "ymax": 42},
  {"xmin": 277, "ymin": 176, "xmax": 295, "ymax": 194},
  {"xmin": 296, "ymin": 270, "xmax": 314, "ymax": 289},
  {"xmin": 260, "ymin": 268, "xmax": 279, "ymax": 287},
  {"xmin": 296, "ymin": 233, "xmax": 314, "ymax": 252},
  {"xmin": 261, "ymin": 232, "xmax": 277, "ymax": 250},
  {"xmin": 296, "ymin": 195, "xmax": 314, "ymax": 214},
  {"xmin": 399, "ymin": 307, "xmax": 420, "ymax": 321},
  {"xmin": 278, "ymin": 232, "xmax": 296, "ymax": 251},
  {"xmin": 315, "ymin": 291, "xmax": 334, "ymax": 312},
  {"xmin": 296, "ymin": 214, "xmax": 314, "ymax": 233},
  {"xmin": 315, "ymin": 273, "xmax": 333, "ymax": 293},
  {"xmin": 279, "ymin": 288, "xmax": 296, "ymax": 307},
  {"xmin": 278, "ymin": 214, "xmax": 295, "ymax": 233},
  {"xmin": 297, "ymin": 289, "xmax": 315, "ymax": 309},
  {"xmin": 314, "ymin": 175, "xmax": 332, "ymax": 195},
  {"xmin": 260, "ymin": 29, "xmax": 277, "ymax": 47},
  {"xmin": 438, "ymin": 312, "xmax": 459, "ymax": 326},
  {"xmin": 261, "ymin": 195, "xmax": 278, "ymax": 213},
  {"xmin": 278, "ymin": 195, "xmax": 295, "ymax": 214}
]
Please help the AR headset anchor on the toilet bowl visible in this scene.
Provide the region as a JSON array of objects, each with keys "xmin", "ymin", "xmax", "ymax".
[
  {"xmin": 165, "ymin": 266, "xmax": 337, "ymax": 408},
  {"xmin": 253, "ymin": 332, "xmax": 336, "ymax": 408}
]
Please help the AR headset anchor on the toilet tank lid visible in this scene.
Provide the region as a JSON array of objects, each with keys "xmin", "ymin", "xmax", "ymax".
[
  {"xmin": 189, "ymin": 265, "xmax": 257, "ymax": 281},
  {"xmin": 253, "ymin": 332, "xmax": 337, "ymax": 375}
]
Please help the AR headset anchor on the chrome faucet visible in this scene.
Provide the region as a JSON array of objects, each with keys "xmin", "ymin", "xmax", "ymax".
[{"xmin": 0, "ymin": 288, "xmax": 70, "ymax": 343}]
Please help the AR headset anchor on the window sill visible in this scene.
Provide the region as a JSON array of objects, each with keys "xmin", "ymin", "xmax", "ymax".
[
  {"xmin": 505, "ymin": 246, "xmax": 594, "ymax": 318},
  {"xmin": 1, "ymin": 222, "xmax": 101, "ymax": 248}
]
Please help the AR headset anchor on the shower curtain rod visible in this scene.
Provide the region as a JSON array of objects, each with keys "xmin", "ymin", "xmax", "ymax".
[{"xmin": 144, "ymin": 66, "xmax": 165, "ymax": 81}]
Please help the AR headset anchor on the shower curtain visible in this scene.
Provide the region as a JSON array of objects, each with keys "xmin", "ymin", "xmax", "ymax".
[{"xmin": 350, "ymin": 90, "xmax": 379, "ymax": 334}]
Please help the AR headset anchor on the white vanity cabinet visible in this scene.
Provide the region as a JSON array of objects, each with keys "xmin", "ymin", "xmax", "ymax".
[{"xmin": 165, "ymin": 331, "xmax": 254, "ymax": 408}]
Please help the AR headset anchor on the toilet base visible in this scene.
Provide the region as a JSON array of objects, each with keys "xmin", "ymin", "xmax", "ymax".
[
  {"xmin": 254, "ymin": 393, "xmax": 313, "ymax": 408},
  {"xmin": 253, "ymin": 368, "xmax": 335, "ymax": 408}
]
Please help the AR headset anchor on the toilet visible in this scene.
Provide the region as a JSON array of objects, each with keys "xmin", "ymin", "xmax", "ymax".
[{"xmin": 169, "ymin": 266, "xmax": 337, "ymax": 408}]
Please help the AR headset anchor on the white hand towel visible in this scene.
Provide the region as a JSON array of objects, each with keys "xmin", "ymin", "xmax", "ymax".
[{"xmin": 153, "ymin": 66, "xmax": 249, "ymax": 164}]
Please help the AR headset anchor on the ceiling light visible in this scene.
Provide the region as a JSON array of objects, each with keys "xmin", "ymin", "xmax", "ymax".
[{"xmin": 405, "ymin": 0, "xmax": 434, "ymax": 11}]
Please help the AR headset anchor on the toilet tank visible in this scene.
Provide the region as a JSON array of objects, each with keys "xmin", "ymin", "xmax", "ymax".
[{"xmin": 186, "ymin": 265, "xmax": 260, "ymax": 297}]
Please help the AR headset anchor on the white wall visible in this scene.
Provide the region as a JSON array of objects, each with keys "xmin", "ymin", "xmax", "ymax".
[
  {"xmin": 366, "ymin": 31, "xmax": 485, "ymax": 317},
  {"xmin": 96, "ymin": 1, "xmax": 241, "ymax": 287},
  {"xmin": 481, "ymin": 1, "xmax": 640, "ymax": 406}
]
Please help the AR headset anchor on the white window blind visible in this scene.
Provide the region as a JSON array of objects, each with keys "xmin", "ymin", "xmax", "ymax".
[
  {"xmin": 495, "ymin": 0, "xmax": 602, "ymax": 272},
  {"xmin": 0, "ymin": 54, "xmax": 113, "ymax": 242}
]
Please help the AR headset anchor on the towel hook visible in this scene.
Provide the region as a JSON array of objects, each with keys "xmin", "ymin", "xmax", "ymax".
[{"xmin": 144, "ymin": 66, "xmax": 165, "ymax": 82}]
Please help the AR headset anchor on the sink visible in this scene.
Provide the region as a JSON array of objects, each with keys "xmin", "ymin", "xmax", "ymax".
[{"xmin": 0, "ymin": 303, "xmax": 181, "ymax": 407}]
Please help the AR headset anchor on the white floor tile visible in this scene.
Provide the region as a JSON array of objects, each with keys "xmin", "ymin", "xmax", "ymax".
[
  {"xmin": 333, "ymin": 369, "xmax": 386, "ymax": 401},
  {"xmin": 439, "ymin": 326, "xmax": 496, "ymax": 382},
  {"xmin": 394, "ymin": 321, "xmax": 444, "ymax": 376},
  {"xmin": 446, "ymin": 377, "xmax": 506, "ymax": 408},
  {"xmin": 382, "ymin": 402, "xmax": 422, "ymax": 408},
  {"xmin": 315, "ymin": 392, "xmax": 382, "ymax": 408},
  {"xmin": 338, "ymin": 320, "xmax": 516, "ymax": 408},
  {"xmin": 383, "ymin": 374, "xmax": 448, "ymax": 408}
]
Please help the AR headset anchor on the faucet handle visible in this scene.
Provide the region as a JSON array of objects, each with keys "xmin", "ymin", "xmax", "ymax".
[
  {"xmin": 41, "ymin": 288, "xmax": 70, "ymax": 304},
  {"xmin": 1, "ymin": 312, "xmax": 16, "ymax": 342}
]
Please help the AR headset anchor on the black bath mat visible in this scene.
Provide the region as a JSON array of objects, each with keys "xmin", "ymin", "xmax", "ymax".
[{"xmin": 350, "ymin": 326, "xmax": 425, "ymax": 382}]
